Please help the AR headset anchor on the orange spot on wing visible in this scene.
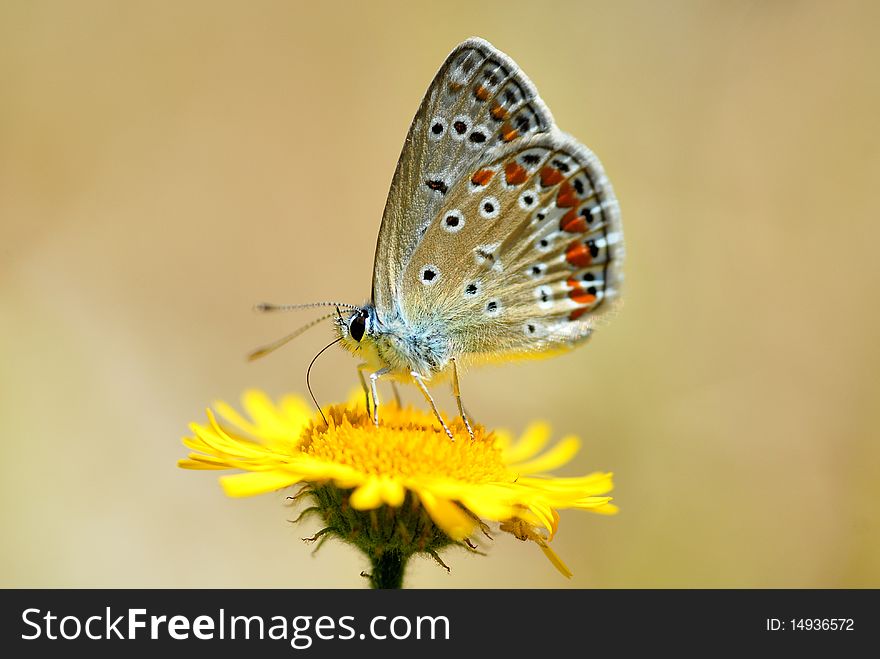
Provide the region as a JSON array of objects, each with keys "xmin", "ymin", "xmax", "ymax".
[
  {"xmin": 474, "ymin": 85, "xmax": 490, "ymax": 101},
  {"xmin": 568, "ymin": 307, "xmax": 590, "ymax": 321},
  {"xmin": 540, "ymin": 166, "xmax": 564, "ymax": 187},
  {"xmin": 500, "ymin": 122, "xmax": 519, "ymax": 142},
  {"xmin": 556, "ymin": 181, "xmax": 577, "ymax": 208},
  {"xmin": 504, "ymin": 162, "xmax": 528, "ymax": 186},
  {"xmin": 490, "ymin": 103, "xmax": 509, "ymax": 121},
  {"xmin": 560, "ymin": 209, "xmax": 588, "ymax": 233},
  {"xmin": 471, "ymin": 169, "xmax": 495, "ymax": 186},
  {"xmin": 568, "ymin": 286, "xmax": 597, "ymax": 305},
  {"xmin": 565, "ymin": 241, "xmax": 592, "ymax": 268}
]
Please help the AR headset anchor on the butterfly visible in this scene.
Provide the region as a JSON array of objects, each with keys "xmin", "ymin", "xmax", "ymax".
[{"xmin": 252, "ymin": 37, "xmax": 624, "ymax": 440}]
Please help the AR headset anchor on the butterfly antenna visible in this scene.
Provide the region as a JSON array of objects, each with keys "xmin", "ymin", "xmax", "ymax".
[
  {"xmin": 247, "ymin": 312, "xmax": 336, "ymax": 361},
  {"xmin": 255, "ymin": 301, "xmax": 360, "ymax": 313},
  {"xmin": 307, "ymin": 337, "xmax": 343, "ymax": 425}
]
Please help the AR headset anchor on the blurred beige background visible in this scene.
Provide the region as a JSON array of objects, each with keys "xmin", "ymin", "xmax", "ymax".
[{"xmin": 2, "ymin": 0, "xmax": 878, "ymax": 588}]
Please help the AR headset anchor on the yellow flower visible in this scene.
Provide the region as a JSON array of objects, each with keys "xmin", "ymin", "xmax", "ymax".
[{"xmin": 179, "ymin": 390, "xmax": 617, "ymax": 587}]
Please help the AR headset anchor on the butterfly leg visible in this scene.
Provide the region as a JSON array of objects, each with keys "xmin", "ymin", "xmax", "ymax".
[
  {"xmin": 356, "ymin": 363, "xmax": 372, "ymax": 418},
  {"xmin": 410, "ymin": 371, "xmax": 455, "ymax": 441},
  {"xmin": 451, "ymin": 358, "xmax": 475, "ymax": 439},
  {"xmin": 369, "ymin": 367, "xmax": 391, "ymax": 426}
]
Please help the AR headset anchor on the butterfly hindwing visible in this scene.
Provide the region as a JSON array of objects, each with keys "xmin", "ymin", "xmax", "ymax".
[
  {"xmin": 372, "ymin": 38, "xmax": 554, "ymax": 315},
  {"xmin": 399, "ymin": 131, "xmax": 623, "ymax": 363}
]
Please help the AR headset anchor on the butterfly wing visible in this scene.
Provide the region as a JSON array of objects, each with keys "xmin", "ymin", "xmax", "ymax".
[
  {"xmin": 372, "ymin": 38, "xmax": 554, "ymax": 315},
  {"xmin": 399, "ymin": 130, "xmax": 623, "ymax": 364}
]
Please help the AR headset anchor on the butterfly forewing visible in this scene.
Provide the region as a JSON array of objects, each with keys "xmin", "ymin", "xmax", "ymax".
[
  {"xmin": 400, "ymin": 130, "xmax": 623, "ymax": 363},
  {"xmin": 372, "ymin": 38, "xmax": 554, "ymax": 315}
]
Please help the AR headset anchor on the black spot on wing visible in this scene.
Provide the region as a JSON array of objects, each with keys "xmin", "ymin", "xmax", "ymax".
[
  {"xmin": 551, "ymin": 158, "xmax": 571, "ymax": 173},
  {"xmin": 425, "ymin": 179, "xmax": 448, "ymax": 194}
]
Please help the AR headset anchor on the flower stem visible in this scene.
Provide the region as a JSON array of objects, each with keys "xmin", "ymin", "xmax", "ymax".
[{"xmin": 369, "ymin": 549, "xmax": 406, "ymax": 589}]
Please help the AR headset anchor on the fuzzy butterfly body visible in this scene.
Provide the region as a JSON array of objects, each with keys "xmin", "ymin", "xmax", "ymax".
[{"xmin": 316, "ymin": 38, "xmax": 620, "ymax": 437}]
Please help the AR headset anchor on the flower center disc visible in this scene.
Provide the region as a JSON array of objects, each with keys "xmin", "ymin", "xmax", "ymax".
[{"xmin": 300, "ymin": 404, "xmax": 511, "ymax": 483}]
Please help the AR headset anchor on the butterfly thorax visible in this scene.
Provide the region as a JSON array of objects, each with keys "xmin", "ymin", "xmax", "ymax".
[{"xmin": 337, "ymin": 304, "xmax": 452, "ymax": 379}]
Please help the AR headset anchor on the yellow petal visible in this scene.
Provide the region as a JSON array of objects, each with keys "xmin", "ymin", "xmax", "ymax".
[
  {"xmin": 458, "ymin": 492, "xmax": 515, "ymax": 522},
  {"xmin": 348, "ymin": 476, "xmax": 406, "ymax": 510},
  {"xmin": 349, "ymin": 478, "xmax": 383, "ymax": 509},
  {"xmin": 243, "ymin": 390, "xmax": 294, "ymax": 436},
  {"xmin": 220, "ymin": 470, "xmax": 302, "ymax": 497},
  {"xmin": 182, "ymin": 438, "xmax": 217, "ymax": 458},
  {"xmin": 279, "ymin": 395, "xmax": 313, "ymax": 426},
  {"xmin": 416, "ymin": 489, "xmax": 475, "ymax": 540},
  {"xmin": 549, "ymin": 509, "xmax": 560, "ymax": 540},
  {"xmin": 527, "ymin": 502, "xmax": 559, "ymax": 538},
  {"xmin": 537, "ymin": 541, "xmax": 573, "ymax": 578},
  {"xmin": 509, "ymin": 435, "xmax": 580, "ymax": 474},
  {"xmin": 518, "ymin": 471, "xmax": 614, "ymax": 494},
  {"xmin": 378, "ymin": 477, "xmax": 406, "ymax": 507},
  {"xmin": 491, "ymin": 429, "xmax": 515, "ymax": 452},
  {"xmin": 188, "ymin": 422, "xmax": 231, "ymax": 455},
  {"xmin": 331, "ymin": 473, "xmax": 367, "ymax": 490},
  {"xmin": 202, "ymin": 411, "xmax": 267, "ymax": 457},
  {"xmin": 502, "ymin": 421, "xmax": 552, "ymax": 463},
  {"xmin": 515, "ymin": 508, "xmax": 545, "ymax": 529},
  {"xmin": 575, "ymin": 499, "xmax": 619, "ymax": 515},
  {"xmin": 212, "ymin": 400, "xmax": 261, "ymax": 438},
  {"xmin": 178, "ymin": 454, "xmax": 232, "ymax": 470},
  {"xmin": 182, "ymin": 436, "xmax": 210, "ymax": 452},
  {"xmin": 293, "ymin": 457, "xmax": 361, "ymax": 482}
]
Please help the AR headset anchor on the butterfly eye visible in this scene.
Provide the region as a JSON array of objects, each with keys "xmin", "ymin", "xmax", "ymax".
[{"xmin": 349, "ymin": 313, "xmax": 367, "ymax": 342}]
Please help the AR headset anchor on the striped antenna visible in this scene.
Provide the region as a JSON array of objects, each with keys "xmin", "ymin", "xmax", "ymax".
[
  {"xmin": 255, "ymin": 301, "xmax": 360, "ymax": 313},
  {"xmin": 247, "ymin": 312, "xmax": 337, "ymax": 361}
]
